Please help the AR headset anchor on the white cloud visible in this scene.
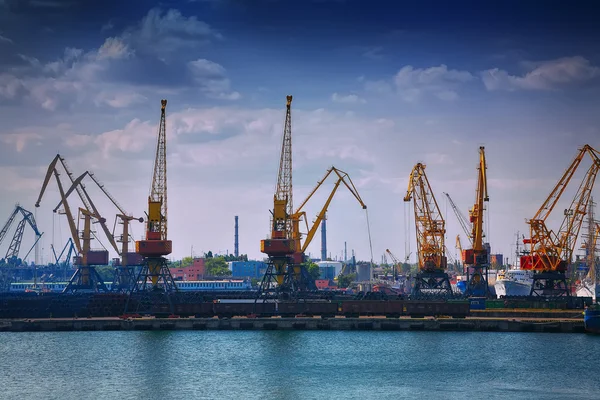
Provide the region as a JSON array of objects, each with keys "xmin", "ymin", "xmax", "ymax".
[
  {"xmin": 331, "ymin": 92, "xmax": 366, "ymax": 104},
  {"xmin": 123, "ymin": 8, "xmax": 222, "ymax": 56},
  {"xmin": 393, "ymin": 64, "xmax": 474, "ymax": 102},
  {"xmin": 0, "ymin": 34, "xmax": 13, "ymax": 44},
  {"xmin": 188, "ymin": 59, "xmax": 241, "ymax": 100},
  {"xmin": 0, "ymin": 74, "xmax": 22, "ymax": 98},
  {"xmin": 0, "ymin": 9, "xmax": 237, "ymax": 109},
  {"xmin": 363, "ymin": 46, "xmax": 384, "ymax": 60},
  {"xmin": 94, "ymin": 91, "xmax": 146, "ymax": 108},
  {"xmin": 482, "ymin": 56, "xmax": 600, "ymax": 91},
  {"xmin": 97, "ymin": 37, "xmax": 132, "ymax": 60},
  {"xmin": 364, "ymin": 79, "xmax": 392, "ymax": 94},
  {"xmin": 2, "ymin": 132, "xmax": 42, "ymax": 152}
]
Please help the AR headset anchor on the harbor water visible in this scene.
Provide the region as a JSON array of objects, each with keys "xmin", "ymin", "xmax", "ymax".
[{"xmin": 1, "ymin": 330, "xmax": 599, "ymax": 399}]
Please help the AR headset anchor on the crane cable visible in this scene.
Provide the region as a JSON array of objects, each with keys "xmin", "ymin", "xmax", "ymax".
[{"xmin": 365, "ymin": 208, "xmax": 374, "ymax": 280}]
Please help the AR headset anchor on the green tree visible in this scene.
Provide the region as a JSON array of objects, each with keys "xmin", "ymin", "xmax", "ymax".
[
  {"xmin": 337, "ymin": 273, "xmax": 356, "ymax": 288},
  {"xmin": 180, "ymin": 256, "xmax": 194, "ymax": 268},
  {"xmin": 96, "ymin": 266, "xmax": 114, "ymax": 282},
  {"xmin": 205, "ymin": 256, "xmax": 231, "ymax": 277},
  {"xmin": 306, "ymin": 262, "xmax": 321, "ymax": 280}
]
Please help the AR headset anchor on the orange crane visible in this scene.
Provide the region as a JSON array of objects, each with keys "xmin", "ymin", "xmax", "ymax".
[
  {"xmin": 522, "ymin": 144, "xmax": 600, "ymax": 297},
  {"xmin": 404, "ymin": 163, "xmax": 452, "ymax": 297},
  {"xmin": 129, "ymin": 99, "xmax": 177, "ymax": 300},
  {"xmin": 464, "ymin": 146, "xmax": 490, "ymax": 297}
]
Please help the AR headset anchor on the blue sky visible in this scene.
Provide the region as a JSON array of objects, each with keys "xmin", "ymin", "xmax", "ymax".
[{"xmin": 1, "ymin": 0, "xmax": 600, "ymax": 265}]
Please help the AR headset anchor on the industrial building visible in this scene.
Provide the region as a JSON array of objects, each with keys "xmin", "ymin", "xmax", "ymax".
[
  {"xmin": 228, "ymin": 261, "xmax": 267, "ymax": 279},
  {"xmin": 317, "ymin": 261, "xmax": 342, "ymax": 279},
  {"xmin": 171, "ymin": 258, "xmax": 206, "ymax": 281}
]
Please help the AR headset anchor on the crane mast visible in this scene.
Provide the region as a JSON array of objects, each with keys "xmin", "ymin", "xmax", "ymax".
[
  {"xmin": 259, "ymin": 96, "xmax": 298, "ymax": 297},
  {"xmin": 465, "ymin": 146, "xmax": 490, "ymax": 297},
  {"xmin": 404, "ymin": 163, "xmax": 452, "ymax": 298},
  {"xmin": 522, "ymin": 144, "xmax": 600, "ymax": 297},
  {"xmin": 128, "ymin": 99, "xmax": 177, "ymax": 314}
]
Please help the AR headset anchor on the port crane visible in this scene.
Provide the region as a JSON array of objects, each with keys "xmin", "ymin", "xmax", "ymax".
[
  {"xmin": 443, "ymin": 192, "xmax": 473, "ymax": 245},
  {"xmin": 289, "ymin": 166, "xmax": 367, "ymax": 277},
  {"xmin": 522, "ymin": 144, "xmax": 600, "ymax": 297},
  {"xmin": 259, "ymin": 96, "xmax": 369, "ymax": 297},
  {"xmin": 56, "ymin": 170, "xmax": 144, "ymax": 292},
  {"xmin": 0, "ymin": 205, "xmax": 43, "ymax": 291},
  {"xmin": 259, "ymin": 95, "xmax": 300, "ymax": 296},
  {"xmin": 126, "ymin": 99, "xmax": 177, "ymax": 314},
  {"xmin": 464, "ymin": 147, "xmax": 490, "ymax": 297},
  {"xmin": 404, "ymin": 163, "xmax": 452, "ymax": 297},
  {"xmin": 50, "ymin": 238, "xmax": 76, "ymax": 281},
  {"xmin": 38, "ymin": 156, "xmax": 118, "ymax": 292}
]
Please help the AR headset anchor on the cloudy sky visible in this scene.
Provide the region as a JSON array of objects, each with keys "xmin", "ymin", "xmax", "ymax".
[{"xmin": 1, "ymin": 0, "xmax": 599, "ymax": 266}]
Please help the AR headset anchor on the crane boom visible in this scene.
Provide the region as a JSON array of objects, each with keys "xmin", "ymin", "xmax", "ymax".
[
  {"xmin": 404, "ymin": 163, "xmax": 446, "ymax": 271},
  {"xmin": 404, "ymin": 163, "xmax": 452, "ymax": 297},
  {"xmin": 443, "ymin": 192, "xmax": 472, "ymax": 244},
  {"xmin": 523, "ymin": 145, "xmax": 600, "ymax": 272},
  {"xmin": 294, "ymin": 167, "xmax": 367, "ymax": 254}
]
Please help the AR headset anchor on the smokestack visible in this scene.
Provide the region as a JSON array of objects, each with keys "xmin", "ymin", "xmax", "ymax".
[
  {"xmin": 321, "ymin": 213, "xmax": 327, "ymax": 260},
  {"xmin": 344, "ymin": 241, "xmax": 347, "ymax": 263},
  {"xmin": 234, "ymin": 216, "xmax": 239, "ymax": 258}
]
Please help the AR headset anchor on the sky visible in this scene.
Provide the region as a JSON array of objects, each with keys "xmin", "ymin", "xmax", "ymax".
[{"xmin": 1, "ymin": 0, "xmax": 600, "ymax": 266}]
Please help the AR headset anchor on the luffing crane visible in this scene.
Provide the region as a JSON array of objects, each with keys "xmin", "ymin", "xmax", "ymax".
[
  {"xmin": 56, "ymin": 170, "xmax": 144, "ymax": 292},
  {"xmin": 259, "ymin": 97, "xmax": 369, "ymax": 297},
  {"xmin": 37, "ymin": 155, "xmax": 111, "ymax": 292},
  {"xmin": 443, "ymin": 192, "xmax": 473, "ymax": 245},
  {"xmin": 385, "ymin": 249, "xmax": 402, "ymax": 280},
  {"xmin": 404, "ymin": 163, "xmax": 452, "ymax": 297},
  {"xmin": 0, "ymin": 205, "xmax": 43, "ymax": 291},
  {"xmin": 289, "ymin": 166, "xmax": 367, "ymax": 276},
  {"xmin": 128, "ymin": 99, "xmax": 177, "ymax": 309},
  {"xmin": 521, "ymin": 144, "xmax": 600, "ymax": 297},
  {"xmin": 464, "ymin": 146, "xmax": 490, "ymax": 297}
]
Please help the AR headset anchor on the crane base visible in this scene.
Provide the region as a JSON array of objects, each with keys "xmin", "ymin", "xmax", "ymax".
[
  {"xmin": 124, "ymin": 257, "xmax": 178, "ymax": 315},
  {"xmin": 465, "ymin": 266, "xmax": 489, "ymax": 297},
  {"xmin": 63, "ymin": 266, "xmax": 109, "ymax": 293},
  {"xmin": 411, "ymin": 271, "xmax": 454, "ymax": 299},
  {"xmin": 111, "ymin": 266, "xmax": 136, "ymax": 293},
  {"xmin": 530, "ymin": 271, "xmax": 571, "ymax": 298},
  {"xmin": 256, "ymin": 259, "xmax": 313, "ymax": 301}
]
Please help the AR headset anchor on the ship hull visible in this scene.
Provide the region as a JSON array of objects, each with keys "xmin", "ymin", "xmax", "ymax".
[
  {"xmin": 584, "ymin": 307, "xmax": 600, "ymax": 334},
  {"xmin": 495, "ymin": 280, "xmax": 531, "ymax": 297}
]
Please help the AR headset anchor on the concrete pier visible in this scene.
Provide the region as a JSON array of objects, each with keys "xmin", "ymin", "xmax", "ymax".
[{"xmin": 0, "ymin": 317, "xmax": 585, "ymax": 333}]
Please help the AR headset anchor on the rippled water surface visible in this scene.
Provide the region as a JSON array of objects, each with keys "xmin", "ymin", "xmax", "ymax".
[{"xmin": 1, "ymin": 331, "xmax": 599, "ymax": 399}]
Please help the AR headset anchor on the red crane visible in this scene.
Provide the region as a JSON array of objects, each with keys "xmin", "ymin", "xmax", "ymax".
[{"xmin": 521, "ymin": 144, "xmax": 600, "ymax": 297}]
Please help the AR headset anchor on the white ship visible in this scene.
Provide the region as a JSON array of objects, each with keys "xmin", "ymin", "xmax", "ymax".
[
  {"xmin": 494, "ymin": 269, "xmax": 534, "ymax": 297},
  {"xmin": 576, "ymin": 281, "xmax": 598, "ymax": 301}
]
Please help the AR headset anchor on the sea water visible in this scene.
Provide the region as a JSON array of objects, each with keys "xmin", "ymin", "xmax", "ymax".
[{"xmin": 0, "ymin": 331, "xmax": 598, "ymax": 399}]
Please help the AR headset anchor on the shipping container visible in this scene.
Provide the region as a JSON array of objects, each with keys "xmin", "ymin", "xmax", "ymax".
[{"xmin": 87, "ymin": 250, "xmax": 109, "ymax": 265}]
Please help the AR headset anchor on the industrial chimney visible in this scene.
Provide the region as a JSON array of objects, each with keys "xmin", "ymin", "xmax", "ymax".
[{"xmin": 234, "ymin": 216, "xmax": 239, "ymax": 258}]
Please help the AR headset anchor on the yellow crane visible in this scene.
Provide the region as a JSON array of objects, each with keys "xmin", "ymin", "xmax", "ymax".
[
  {"xmin": 522, "ymin": 144, "xmax": 600, "ymax": 297},
  {"xmin": 259, "ymin": 96, "xmax": 369, "ymax": 296},
  {"xmin": 404, "ymin": 163, "xmax": 452, "ymax": 297},
  {"xmin": 465, "ymin": 146, "xmax": 490, "ymax": 296},
  {"xmin": 291, "ymin": 166, "xmax": 367, "ymax": 264},
  {"xmin": 36, "ymin": 155, "xmax": 111, "ymax": 292},
  {"xmin": 131, "ymin": 99, "xmax": 177, "ymax": 296}
]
